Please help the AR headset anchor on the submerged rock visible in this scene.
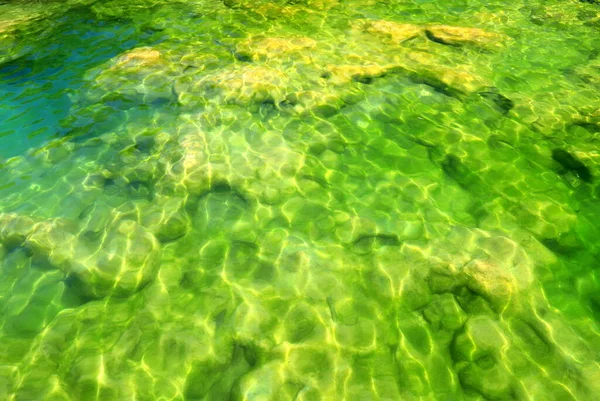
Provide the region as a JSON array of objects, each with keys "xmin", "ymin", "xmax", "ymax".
[
  {"xmin": 25, "ymin": 219, "xmax": 78, "ymax": 270},
  {"xmin": 3, "ymin": 1, "xmax": 600, "ymax": 400},
  {"xmin": 0, "ymin": 213, "xmax": 36, "ymax": 249},
  {"xmin": 72, "ymin": 220, "xmax": 161, "ymax": 297},
  {"xmin": 354, "ymin": 19, "xmax": 509, "ymax": 51},
  {"xmin": 403, "ymin": 51, "xmax": 492, "ymax": 95},
  {"xmin": 356, "ymin": 19, "xmax": 423, "ymax": 43},
  {"xmin": 323, "ymin": 64, "xmax": 389, "ymax": 85},
  {"xmin": 478, "ymin": 90, "xmax": 515, "ymax": 114},
  {"xmin": 79, "ymin": 46, "xmax": 177, "ymax": 107},
  {"xmin": 235, "ymin": 36, "xmax": 317, "ymax": 61},
  {"xmin": 112, "ymin": 47, "xmax": 162, "ymax": 67},
  {"xmin": 178, "ymin": 65, "xmax": 293, "ymax": 107},
  {"xmin": 425, "ymin": 25, "xmax": 509, "ymax": 50},
  {"xmin": 284, "ymin": 90, "xmax": 347, "ymax": 116},
  {"xmin": 142, "ymin": 197, "xmax": 191, "ymax": 242},
  {"xmin": 1, "ymin": 212, "xmax": 161, "ymax": 298},
  {"xmin": 423, "ymin": 293, "xmax": 467, "ymax": 331},
  {"xmin": 463, "ymin": 259, "xmax": 518, "ymax": 311}
]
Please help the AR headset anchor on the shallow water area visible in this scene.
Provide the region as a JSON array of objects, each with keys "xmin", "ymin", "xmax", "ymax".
[{"xmin": 1, "ymin": 0, "xmax": 600, "ymax": 400}]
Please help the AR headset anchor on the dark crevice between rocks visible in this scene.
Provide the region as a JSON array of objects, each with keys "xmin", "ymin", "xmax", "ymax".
[
  {"xmin": 508, "ymin": 318, "xmax": 553, "ymax": 360},
  {"xmin": 104, "ymin": 177, "xmax": 155, "ymax": 201},
  {"xmin": 188, "ymin": 182, "xmax": 249, "ymax": 210},
  {"xmin": 437, "ymin": 153, "xmax": 500, "ymax": 227},
  {"xmin": 279, "ymin": 98, "xmax": 296, "ymax": 109},
  {"xmin": 487, "ymin": 135, "xmax": 515, "ymax": 151},
  {"xmin": 424, "ymin": 29, "xmax": 460, "ymax": 47},
  {"xmin": 353, "ymin": 233, "xmax": 401, "ymax": 247},
  {"xmin": 572, "ymin": 121, "xmax": 600, "ymax": 134},
  {"xmin": 477, "ymin": 90, "xmax": 514, "ymax": 115},
  {"xmin": 213, "ymin": 309, "xmax": 228, "ymax": 331},
  {"xmin": 210, "ymin": 182, "xmax": 249, "ymax": 205},
  {"xmin": 300, "ymin": 174, "xmax": 329, "ymax": 188},
  {"xmin": 78, "ymin": 203, "xmax": 95, "ymax": 220},
  {"xmin": 211, "ymin": 38, "xmax": 243, "ymax": 62},
  {"xmin": 185, "ymin": 183, "xmax": 251, "ymax": 235},
  {"xmin": 233, "ymin": 51, "xmax": 252, "ymax": 62},
  {"xmin": 352, "ymin": 74, "xmax": 375, "ymax": 85},
  {"xmin": 455, "ymin": 287, "xmax": 496, "ymax": 316},
  {"xmin": 388, "ymin": 342, "xmax": 405, "ymax": 396},
  {"xmin": 589, "ymin": 296, "xmax": 600, "ymax": 323},
  {"xmin": 440, "ymin": 154, "xmax": 483, "ymax": 193},
  {"xmin": 408, "ymin": 74, "xmax": 463, "ymax": 98},
  {"xmin": 350, "ymin": 234, "xmax": 401, "ymax": 255},
  {"xmin": 540, "ymin": 237, "xmax": 583, "ymax": 256},
  {"xmin": 326, "ymin": 296, "xmax": 337, "ymax": 323},
  {"xmin": 184, "ymin": 341, "xmax": 259, "ymax": 401},
  {"xmin": 64, "ymin": 272, "xmax": 149, "ymax": 302},
  {"xmin": 552, "ymin": 148, "xmax": 592, "ymax": 183},
  {"xmin": 409, "ymin": 137, "xmax": 436, "ymax": 150},
  {"xmin": 222, "ymin": 0, "xmax": 242, "ymax": 9},
  {"xmin": 103, "ymin": 177, "xmax": 117, "ymax": 190},
  {"xmin": 232, "ymin": 239, "xmax": 259, "ymax": 251},
  {"xmin": 63, "ymin": 275, "xmax": 97, "ymax": 303},
  {"xmin": 449, "ymin": 324, "xmax": 468, "ymax": 362},
  {"xmin": 128, "ymin": 180, "xmax": 153, "ymax": 198}
]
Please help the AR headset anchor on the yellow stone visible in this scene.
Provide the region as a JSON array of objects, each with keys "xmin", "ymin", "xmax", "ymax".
[
  {"xmin": 0, "ymin": 20, "xmax": 22, "ymax": 34},
  {"xmin": 236, "ymin": 36, "xmax": 317, "ymax": 61},
  {"xmin": 404, "ymin": 51, "xmax": 491, "ymax": 94},
  {"xmin": 463, "ymin": 259, "xmax": 516, "ymax": 309},
  {"xmin": 358, "ymin": 19, "xmax": 423, "ymax": 43},
  {"xmin": 111, "ymin": 47, "xmax": 162, "ymax": 68},
  {"xmin": 200, "ymin": 66, "xmax": 291, "ymax": 105},
  {"xmin": 325, "ymin": 64, "xmax": 389, "ymax": 85}
]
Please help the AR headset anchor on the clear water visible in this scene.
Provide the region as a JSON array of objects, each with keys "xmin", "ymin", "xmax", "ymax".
[{"xmin": 1, "ymin": 0, "xmax": 600, "ymax": 400}]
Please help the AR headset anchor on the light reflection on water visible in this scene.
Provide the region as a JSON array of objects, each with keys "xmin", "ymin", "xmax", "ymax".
[{"xmin": 0, "ymin": 0, "xmax": 600, "ymax": 400}]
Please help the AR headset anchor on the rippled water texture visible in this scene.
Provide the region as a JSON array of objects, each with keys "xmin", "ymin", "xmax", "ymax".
[{"xmin": 1, "ymin": 0, "xmax": 600, "ymax": 400}]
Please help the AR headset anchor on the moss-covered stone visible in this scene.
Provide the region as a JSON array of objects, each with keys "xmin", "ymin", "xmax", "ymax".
[
  {"xmin": 355, "ymin": 19, "xmax": 423, "ymax": 43},
  {"xmin": 423, "ymin": 293, "xmax": 467, "ymax": 331},
  {"xmin": 235, "ymin": 36, "xmax": 317, "ymax": 61},
  {"xmin": 0, "ymin": 213, "xmax": 35, "ymax": 249},
  {"xmin": 1, "ymin": 0, "xmax": 600, "ymax": 399},
  {"xmin": 69, "ymin": 220, "xmax": 161, "ymax": 297},
  {"xmin": 80, "ymin": 46, "xmax": 177, "ymax": 106}
]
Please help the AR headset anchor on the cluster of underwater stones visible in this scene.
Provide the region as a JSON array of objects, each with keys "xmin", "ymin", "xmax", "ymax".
[{"xmin": 1, "ymin": 0, "xmax": 600, "ymax": 400}]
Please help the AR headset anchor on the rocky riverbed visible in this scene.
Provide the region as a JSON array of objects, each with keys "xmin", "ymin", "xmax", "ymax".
[{"xmin": 1, "ymin": 0, "xmax": 600, "ymax": 400}]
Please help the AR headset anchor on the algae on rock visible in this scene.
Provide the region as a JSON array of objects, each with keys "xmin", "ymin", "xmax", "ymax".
[{"xmin": 1, "ymin": 0, "xmax": 600, "ymax": 400}]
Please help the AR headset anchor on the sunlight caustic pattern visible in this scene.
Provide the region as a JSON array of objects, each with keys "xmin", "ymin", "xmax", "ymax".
[{"xmin": 1, "ymin": 0, "xmax": 600, "ymax": 400}]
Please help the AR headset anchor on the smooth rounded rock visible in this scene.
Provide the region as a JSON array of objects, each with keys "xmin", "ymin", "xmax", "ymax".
[
  {"xmin": 71, "ymin": 220, "xmax": 161, "ymax": 297},
  {"xmin": 142, "ymin": 199, "xmax": 191, "ymax": 243},
  {"xmin": 0, "ymin": 213, "xmax": 36, "ymax": 249},
  {"xmin": 423, "ymin": 293, "xmax": 467, "ymax": 331}
]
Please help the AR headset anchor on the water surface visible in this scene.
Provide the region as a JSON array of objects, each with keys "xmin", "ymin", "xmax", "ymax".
[{"xmin": 1, "ymin": 0, "xmax": 600, "ymax": 400}]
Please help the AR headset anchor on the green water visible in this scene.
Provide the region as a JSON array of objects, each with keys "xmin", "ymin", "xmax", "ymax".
[{"xmin": 1, "ymin": 0, "xmax": 600, "ymax": 399}]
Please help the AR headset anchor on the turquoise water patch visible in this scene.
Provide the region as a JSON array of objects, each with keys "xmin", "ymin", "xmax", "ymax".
[{"xmin": 0, "ymin": 6, "xmax": 160, "ymax": 158}]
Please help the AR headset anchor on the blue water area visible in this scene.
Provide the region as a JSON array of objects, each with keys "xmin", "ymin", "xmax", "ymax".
[{"xmin": 0, "ymin": 7, "xmax": 158, "ymax": 159}]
